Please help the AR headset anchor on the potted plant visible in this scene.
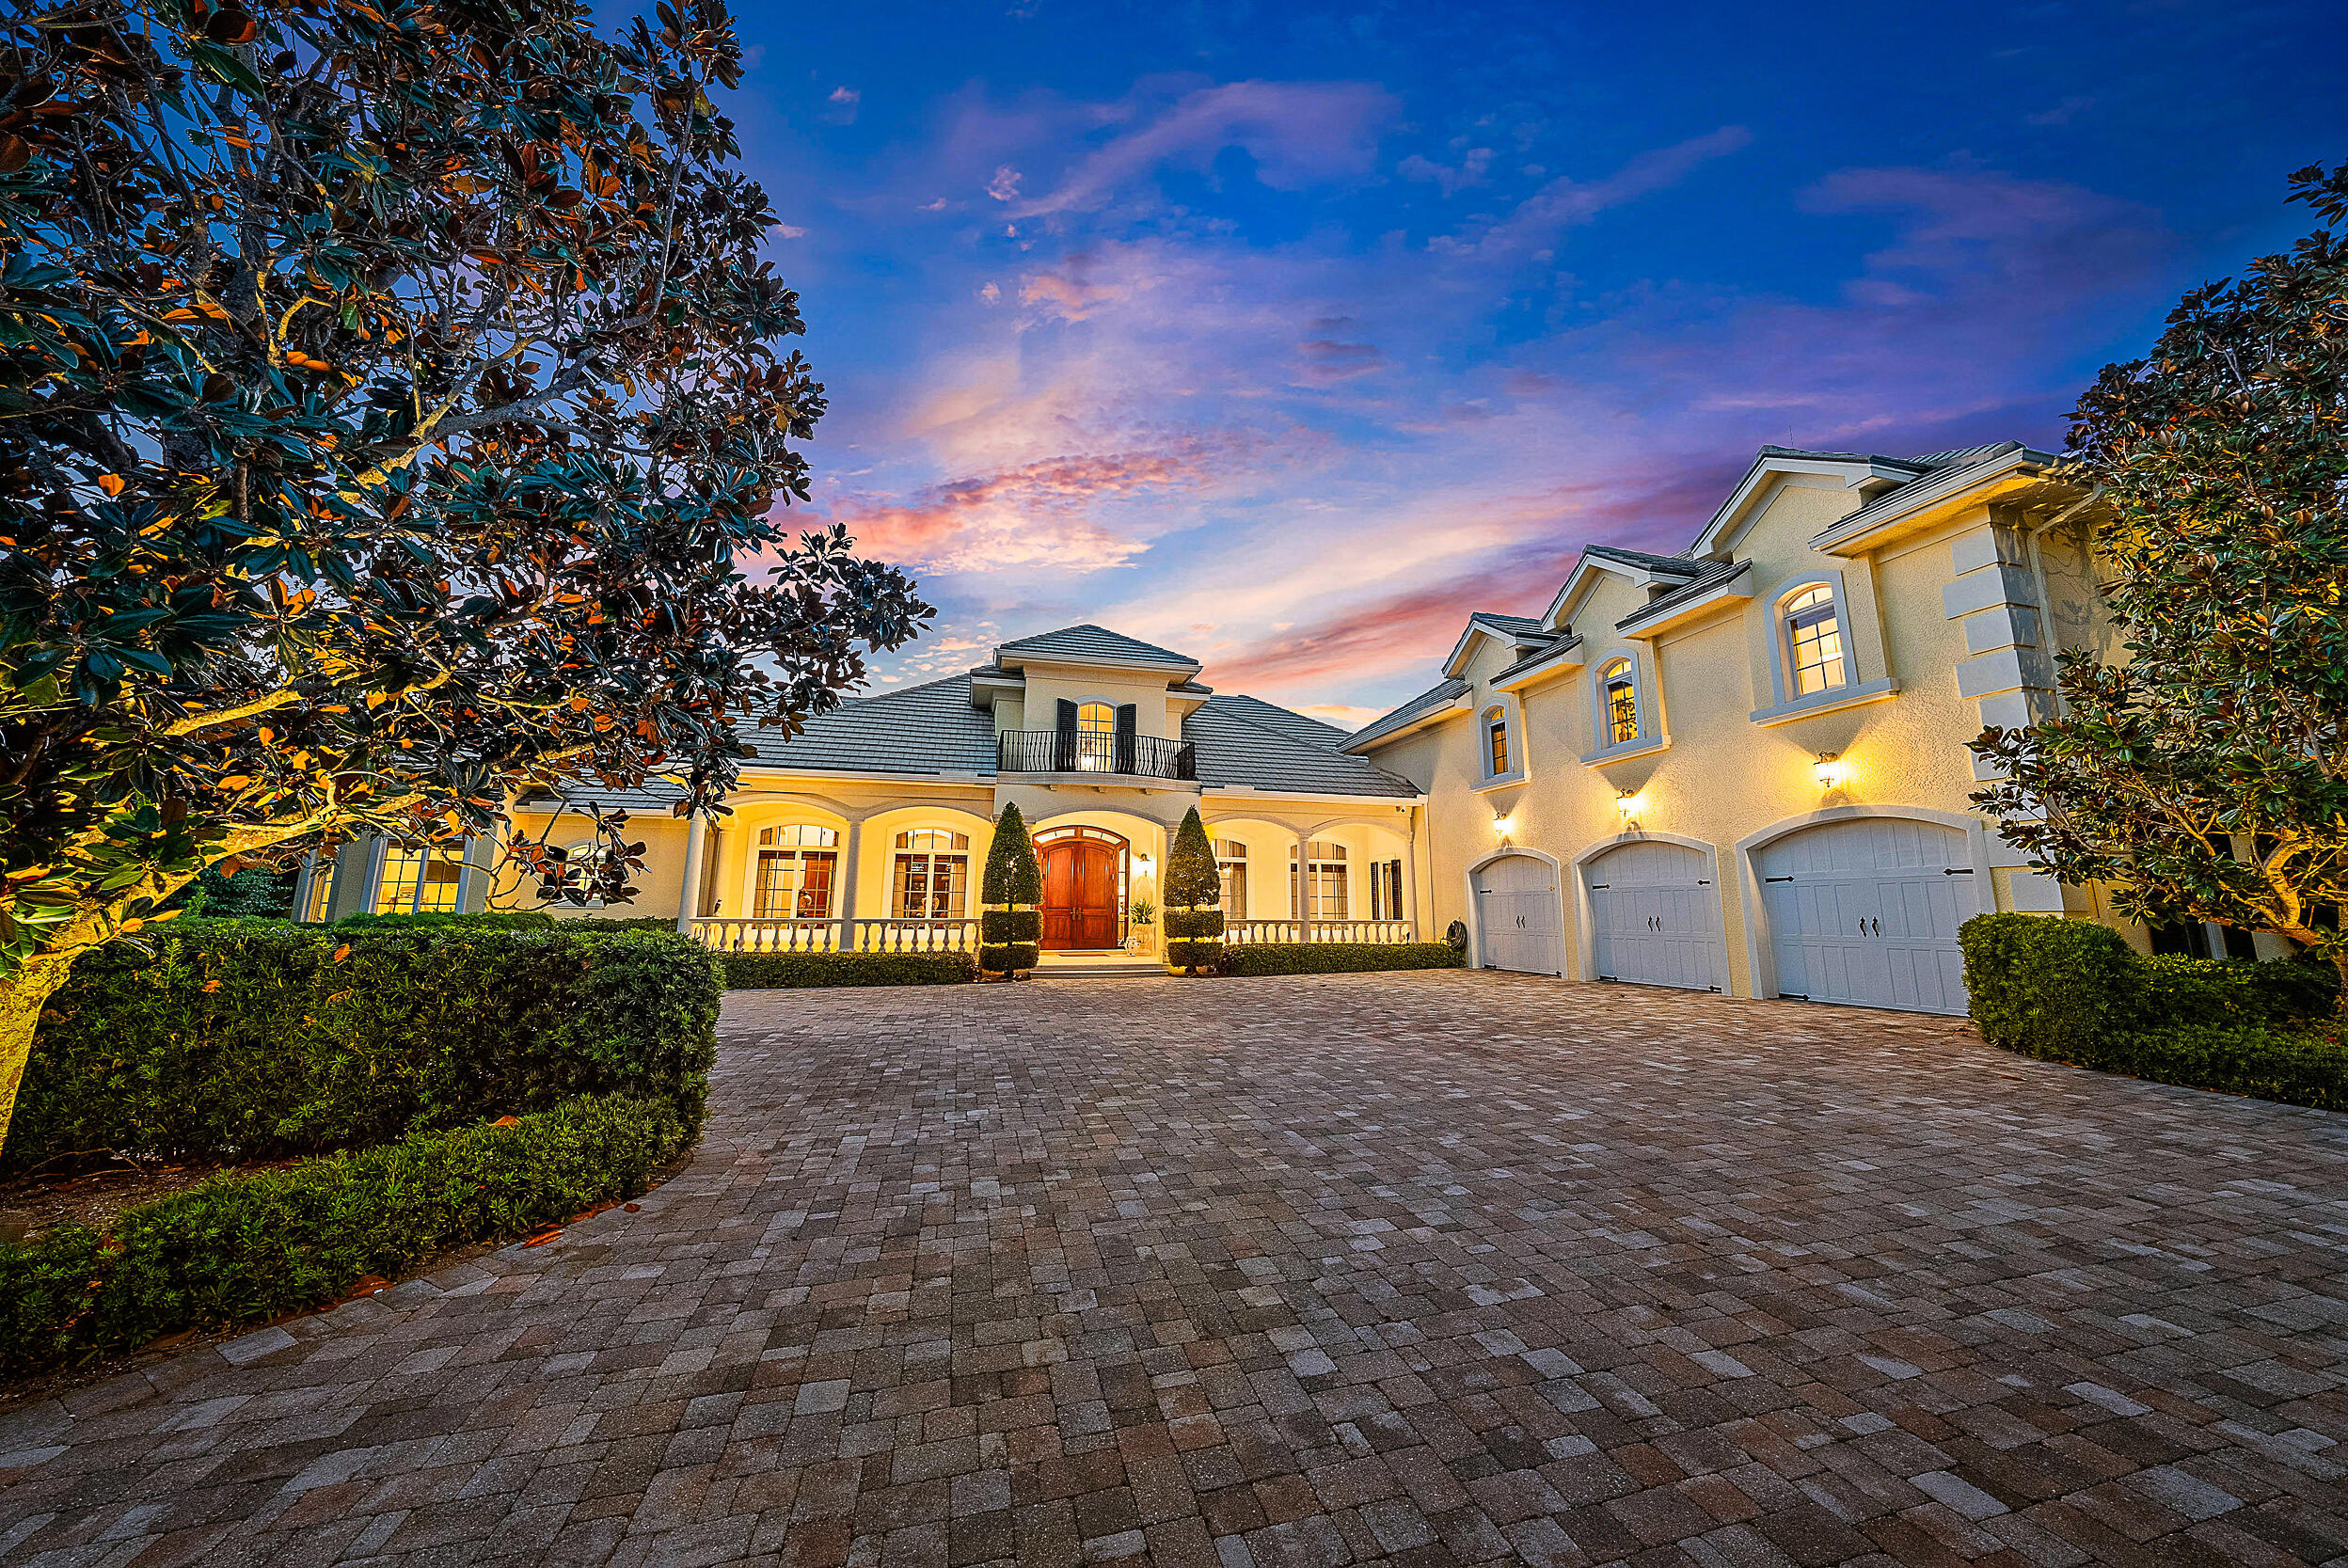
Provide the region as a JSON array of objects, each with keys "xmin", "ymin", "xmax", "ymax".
[{"xmin": 1127, "ymin": 894, "xmax": 1157, "ymax": 955}]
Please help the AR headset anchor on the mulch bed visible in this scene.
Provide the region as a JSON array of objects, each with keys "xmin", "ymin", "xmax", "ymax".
[{"xmin": 0, "ymin": 1154, "xmax": 303, "ymax": 1246}]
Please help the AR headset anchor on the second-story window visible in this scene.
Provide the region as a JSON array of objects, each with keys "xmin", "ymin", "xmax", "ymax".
[
  {"xmin": 1076, "ymin": 701, "xmax": 1115, "ymax": 769},
  {"xmin": 894, "ymin": 830, "xmax": 970, "ymax": 919},
  {"xmin": 754, "ymin": 824, "xmax": 838, "ymax": 919},
  {"xmin": 1603, "ymin": 659, "xmax": 1639, "ymax": 746},
  {"xmin": 1485, "ymin": 708, "xmax": 1510, "ymax": 777},
  {"xmin": 1784, "ymin": 586, "xmax": 1848, "ymax": 695}
]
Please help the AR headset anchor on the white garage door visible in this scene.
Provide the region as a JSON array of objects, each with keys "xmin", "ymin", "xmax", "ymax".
[
  {"xmin": 1757, "ymin": 816, "xmax": 1976, "ymax": 1015},
  {"xmin": 1473, "ymin": 854, "xmax": 1564, "ymax": 975},
  {"xmin": 1584, "ymin": 840, "xmax": 1723, "ymax": 991}
]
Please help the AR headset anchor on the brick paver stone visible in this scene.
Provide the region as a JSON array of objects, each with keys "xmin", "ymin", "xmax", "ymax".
[{"xmin": 2, "ymin": 971, "xmax": 2346, "ymax": 1567}]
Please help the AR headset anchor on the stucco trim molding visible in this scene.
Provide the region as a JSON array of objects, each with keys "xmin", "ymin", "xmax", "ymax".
[
  {"xmin": 1730, "ymin": 804, "xmax": 1994, "ymax": 1001},
  {"xmin": 1580, "ymin": 735, "xmax": 1671, "ymax": 767},
  {"xmin": 1565, "ymin": 831, "xmax": 1725, "ymax": 986},
  {"xmin": 1461, "ymin": 845, "xmax": 1569, "ymax": 975}
]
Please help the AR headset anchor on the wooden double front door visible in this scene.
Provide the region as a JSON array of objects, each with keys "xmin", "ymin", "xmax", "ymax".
[{"xmin": 1039, "ymin": 838, "xmax": 1121, "ymax": 949}]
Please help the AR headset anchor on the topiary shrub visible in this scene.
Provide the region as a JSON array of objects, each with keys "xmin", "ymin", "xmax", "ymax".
[
  {"xmin": 0, "ymin": 1092, "xmax": 688, "ymax": 1375},
  {"xmin": 978, "ymin": 942, "xmax": 1040, "ymax": 975},
  {"xmin": 1220, "ymin": 942, "xmax": 1465, "ymax": 976},
  {"xmin": 978, "ymin": 803, "xmax": 1043, "ymax": 977},
  {"xmin": 982, "ymin": 909, "xmax": 1041, "ymax": 942},
  {"xmin": 1958, "ymin": 913, "xmax": 2144, "ymax": 1057},
  {"xmin": 5, "ymin": 923, "xmax": 720, "ymax": 1172},
  {"xmin": 1163, "ymin": 806, "xmax": 1223, "ymax": 975},
  {"xmin": 723, "ymin": 951, "xmax": 976, "ymax": 989}
]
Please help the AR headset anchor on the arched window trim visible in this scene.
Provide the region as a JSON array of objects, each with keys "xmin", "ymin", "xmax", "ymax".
[
  {"xmin": 1581, "ymin": 647, "xmax": 1669, "ymax": 765},
  {"xmin": 1778, "ymin": 580, "xmax": 1849, "ymax": 699},
  {"xmin": 1748, "ymin": 567, "xmax": 1900, "ymax": 726},
  {"xmin": 1471, "ymin": 696, "xmax": 1529, "ymax": 791}
]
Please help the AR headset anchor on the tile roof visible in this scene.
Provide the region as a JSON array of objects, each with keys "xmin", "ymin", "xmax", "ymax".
[
  {"xmin": 750, "ymin": 675, "xmax": 998, "ymax": 776},
  {"xmin": 1467, "ymin": 610, "xmax": 1549, "ymax": 636},
  {"xmin": 518, "ymin": 777, "xmax": 690, "ymax": 815},
  {"xmin": 1210, "ymin": 692, "xmax": 1351, "ymax": 747},
  {"xmin": 997, "ymin": 624, "xmax": 1199, "ymax": 668},
  {"xmin": 1817, "ymin": 441, "xmax": 2048, "ymax": 543},
  {"xmin": 1582, "ymin": 544, "xmax": 1705, "ymax": 576},
  {"xmin": 1614, "ymin": 559, "xmax": 1753, "ymax": 631},
  {"xmin": 1342, "ymin": 678, "xmax": 1469, "ymax": 752},
  {"xmin": 1184, "ymin": 696, "xmax": 1419, "ymax": 798}
]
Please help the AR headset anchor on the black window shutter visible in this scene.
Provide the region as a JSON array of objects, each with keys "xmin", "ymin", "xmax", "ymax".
[
  {"xmin": 1055, "ymin": 699, "xmax": 1078, "ymax": 769},
  {"xmin": 1115, "ymin": 704, "xmax": 1138, "ymax": 771}
]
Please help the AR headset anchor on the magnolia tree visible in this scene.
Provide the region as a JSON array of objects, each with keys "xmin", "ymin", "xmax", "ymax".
[
  {"xmin": 0, "ymin": 0, "xmax": 929, "ymax": 1142},
  {"xmin": 1973, "ymin": 160, "xmax": 2348, "ymax": 999}
]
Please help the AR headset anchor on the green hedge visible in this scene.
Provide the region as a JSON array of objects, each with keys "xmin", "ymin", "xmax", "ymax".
[
  {"xmin": 981, "ymin": 909, "xmax": 1041, "ymax": 942},
  {"xmin": 1163, "ymin": 908, "xmax": 1224, "ymax": 940},
  {"xmin": 1165, "ymin": 938, "xmax": 1219, "ymax": 973},
  {"xmin": 722, "ymin": 950, "xmax": 976, "ymax": 989},
  {"xmin": 1959, "ymin": 912, "xmax": 2346, "ymax": 1108},
  {"xmin": 0, "ymin": 1092, "xmax": 687, "ymax": 1375},
  {"xmin": 5, "ymin": 922, "xmax": 721, "ymax": 1172},
  {"xmin": 1217, "ymin": 942, "xmax": 1467, "ymax": 976},
  {"xmin": 332, "ymin": 910, "xmax": 559, "ymax": 930}
]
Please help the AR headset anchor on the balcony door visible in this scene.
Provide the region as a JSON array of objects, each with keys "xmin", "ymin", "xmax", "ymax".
[{"xmin": 1037, "ymin": 826, "xmax": 1125, "ymax": 950}]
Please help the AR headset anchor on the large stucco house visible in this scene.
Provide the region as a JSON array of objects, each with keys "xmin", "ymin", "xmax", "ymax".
[
  {"xmin": 296, "ymin": 437, "xmax": 2210, "ymax": 1011},
  {"xmin": 294, "ymin": 625, "xmax": 1427, "ymax": 966}
]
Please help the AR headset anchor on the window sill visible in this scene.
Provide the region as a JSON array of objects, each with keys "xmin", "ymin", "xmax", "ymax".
[
  {"xmin": 1581, "ymin": 735, "xmax": 1671, "ymax": 766},
  {"xmin": 1749, "ymin": 677, "xmax": 1899, "ymax": 727},
  {"xmin": 1471, "ymin": 770, "xmax": 1529, "ymax": 795}
]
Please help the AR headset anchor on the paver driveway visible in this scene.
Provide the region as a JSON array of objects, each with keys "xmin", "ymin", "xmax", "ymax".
[{"xmin": 4, "ymin": 972, "xmax": 2348, "ymax": 1568}]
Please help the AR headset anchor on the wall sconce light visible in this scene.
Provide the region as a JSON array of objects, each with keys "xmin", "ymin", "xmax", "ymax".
[
  {"xmin": 1815, "ymin": 751, "xmax": 1843, "ymax": 789},
  {"xmin": 1616, "ymin": 788, "xmax": 1639, "ymax": 819},
  {"xmin": 1493, "ymin": 814, "xmax": 1514, "ymax": 843}
]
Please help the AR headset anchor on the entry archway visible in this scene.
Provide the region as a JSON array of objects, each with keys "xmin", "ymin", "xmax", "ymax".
[{"xmin": 1033, "ymin": 824, "xmax": 1129, "ymax": 950}]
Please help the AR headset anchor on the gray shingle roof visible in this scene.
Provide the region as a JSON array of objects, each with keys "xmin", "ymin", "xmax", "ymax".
[
  {"xmin": 1342, "ymin": 678, "xmax": 1469, "ymax": 752},
  {"xmin": 1755, "ymin": 444, "xmax": 1932, "ymax": 471},
  {"xmin": 1185, "ymin": 696, "xmax": 1418, "ymax": 798},
  {"xmin": 1210, "ymin": 692, "xmax": 1350, "ymax": 747},
  {"xmin": 750, "ymin": 675, "xmax": 998, "ymax": 776},
  {"xmin": 1493, "ymin": 633, "xmax": 1584, "ymax": 684},
  {"xmin": 1583, "ymin": 544, "xmax": 1705, "ymax": 576},
  {"xmin": 1467, "ymin": 610, "xmax": 1548, "ymax": 636},
  {"xmin": 518, "ymin": 777, "xmax": 690, "ymax": 815},
  {"xmin": 1614, "ymin": 559, "xmax": 1753, "ymax": 631},
  {"xmin": 998, "ymin": 624, "xmax": 1199, "ymax": 668},
  {"xmin": 1817, "ymin": 441, "xmax": 2047, "ymax": 543}
]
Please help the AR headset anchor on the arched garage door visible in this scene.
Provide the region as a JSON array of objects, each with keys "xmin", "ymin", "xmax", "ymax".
[
  {"xmin": 1757, "ymin": 816, "xmax": 1975, "ymax": 1014},
  {"xmin": 1584, "ymin": 840, "xmax": 1723, "ymax": 991},
  {"xmin": 1472, "ymin": 854, "xmax": 1564, "ymax": 975}
]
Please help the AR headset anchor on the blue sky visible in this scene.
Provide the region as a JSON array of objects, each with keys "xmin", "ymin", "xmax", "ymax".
[{"xmin": 706, "ymin": 0, "xmax": 2343, "ymax": 724}]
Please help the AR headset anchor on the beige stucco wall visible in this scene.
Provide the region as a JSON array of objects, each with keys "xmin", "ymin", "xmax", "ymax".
[
  {"xmin": 1012, "ymin": 661, "xmax": 1183, "ymax": 739},
  {"xmin": 1370, "ymin": 471, "xmax": 2109, "ymax": 997}
]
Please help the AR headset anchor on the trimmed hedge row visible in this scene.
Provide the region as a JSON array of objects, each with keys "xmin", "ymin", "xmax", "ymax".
[
  {"xmin": 1959, "ymin": 913, "xmax": 2346, "ymax": 1110},
  {"xmin": 0, "ymin": 1093, "xmax": 687, "ymax": 1374},
  {"xmin": 333, "ymin": 910, "xmax": 559, "ymax": 930},
  {"xmin": 1216, "ymin": 942, "xmax": 1467, "ymax": 976},
  {"xmin": 5, "ymin": 922, "xmax": 722, "ymax": 1172},
  {"xmin": 722, "ymin": 950, "xmax": 976, "ymax": 989}
]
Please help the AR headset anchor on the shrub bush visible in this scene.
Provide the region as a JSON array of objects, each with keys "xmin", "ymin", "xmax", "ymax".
[
  {"xmin": 1164, "ymin": 938, "xmax": 1220, "ymax": 973},
  {"xmin": 1957, "ymin": 913, "xmax": 2144, "ymax": 1056},
  {"xmin": 976, "ymin": 943, "xmax": 1038, "ymax": 976},
  {"xmin": 981, "ymin": 909, "xmax": 1040, "ymax": 942},
  {"xmin": 0, "ymin": 1092, "xmax": 687, "ymax": 1374},
  {"xmin": 5, "ymin": 923, "xmax": 721, "ymax": 1172},
  {"xmin": 1163, "ymin": 908, "xmax": 1224, "ymax": 940},
  {"xmin": 332, "ymin": 910, "xmax": 560, "ymax": 930},
  {"xmin": 722, "ymin": 950, "xmax": 976, "ymax": 989},
  {"xmin": 2139, "ymin": 953, "xmax": 2339, "ymax": 1025},
  {"xmin": 563, "ymin": 915, "xmax": 684, "ymax": 933},
  {"xmin": 1218, "ymin": 942, "xmax": 1466, "ymax": 976},
  {"xmin": 2057, "ymin": 1022, "xmax": 2348, "ymax": 1114}
]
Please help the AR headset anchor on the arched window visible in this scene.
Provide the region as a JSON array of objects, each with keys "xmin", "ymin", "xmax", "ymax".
[
  {"xmin": 1601, "ymin": 658, "xmax": 1639, "ymax": 747},
  {"xmin": 1783, "ymin": 585, "xmax": 1847, "ymax": 696},
  {"xmin": 1213, "ymin": 839, "xmax": 1248, "ymax": 921},
  {"xmin": 1483, "ymin": 706, "xmax": 1510, "ymax": 778},
  {"xmin": 754, "ymin": 825, "xmax": 838, "ymax": 919},
  {"xmin": 1289, "ymin": 840, "xmax": 1349, "ymax": 920},
  {"xmin": 1076, "ymin": 702, "xmax": 1116, "ymax": 735},
  {"xmin": 894, "ymin": 829, "xmax": 971, "ymax": 919}
]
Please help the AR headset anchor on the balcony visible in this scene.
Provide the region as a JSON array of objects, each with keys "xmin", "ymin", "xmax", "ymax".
[{"xmin": 997, "ymin": 729, "xmax": 1197, "ymax": 782}]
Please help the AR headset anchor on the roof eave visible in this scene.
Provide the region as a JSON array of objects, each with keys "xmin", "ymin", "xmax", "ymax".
[
  {"xmin": 1808, "ymin": 447, "xmax": 2063, "ymax": 556},
  {"xmin": 1341, "ymin": 695, "xmax": 1469, "ymax": 753},
  {"xmin": 1614, "ymin": 564, "xmax": 1756, "ymax": 639},
  {"xmin": 1492, "ymin": 640, "xmax": 1588, "ymax": 692}
]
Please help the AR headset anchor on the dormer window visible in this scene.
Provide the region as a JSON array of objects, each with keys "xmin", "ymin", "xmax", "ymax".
[
  {"xmin": 1602, "ymin": 659, "xmax": 1639, "ymax": 746},
  {"xmin": 1784, "ymin": 586, "xmax": 1847, "ymax": 695}
]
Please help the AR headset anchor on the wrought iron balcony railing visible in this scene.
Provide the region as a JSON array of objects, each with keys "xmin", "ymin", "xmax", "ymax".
[{"xmin": 997, "ymin": 729, "xmax": 1198, "ymax": 781}]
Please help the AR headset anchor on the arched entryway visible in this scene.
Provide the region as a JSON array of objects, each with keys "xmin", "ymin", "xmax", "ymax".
[{"xmin": 1034, "ymin": 825, "xmax": 1128, "ymax": 950}]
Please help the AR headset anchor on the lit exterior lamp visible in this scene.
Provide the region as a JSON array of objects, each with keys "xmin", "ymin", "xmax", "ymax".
[
  {"xmin": 1815, "ymin": 751, "xmax": 1843, "ymax": 789},
  {"xmin": 1493, "ymin": 813, "xmax": 1514, "ymax": 844},
  {"xmin": 1616, "ymin": 788, "xmax": 1639, "ymax": 821}
]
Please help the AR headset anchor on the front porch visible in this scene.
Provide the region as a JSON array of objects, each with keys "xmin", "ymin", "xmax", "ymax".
[{"xmin": 683, "ymin": 914, "xmax": 1422, "ymax": 954}]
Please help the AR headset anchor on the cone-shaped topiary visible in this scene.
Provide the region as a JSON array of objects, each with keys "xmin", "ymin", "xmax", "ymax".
[
  {"xmin": 1164, "ymin": 806, "xmax": 1224, "ymax": 974},
  {"xmin": 979, "ymin": 803, "xmax": 1043, "ymax": 976},
  {"xmin": 982, "ymin": 802, "xmax": 1043, "ymax": 907}
]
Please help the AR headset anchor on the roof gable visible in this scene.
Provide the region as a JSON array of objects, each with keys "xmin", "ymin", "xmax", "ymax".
[{"xmin": 995, "ymin": 624, "xmax": 1200, "ymax": 672}]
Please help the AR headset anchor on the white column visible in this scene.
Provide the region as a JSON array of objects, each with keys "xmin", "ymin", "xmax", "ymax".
[
  {"xmin": 838, "ymin": 817, "xmax": 865, "ymax": 952},
  {"xmin": 676, "ymin": 812, "xmax": 705, "ymax": 934},
  {"xmin": 1293, "ymin": 831, "xmax": 1311, "ymax": 941},
  {"xmin": 1402, "ymin": 811, "xmax": 1420, "ymax": 940}
]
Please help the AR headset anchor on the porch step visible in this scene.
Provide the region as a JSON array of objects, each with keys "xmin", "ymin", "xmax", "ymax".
[{"xmin": 1031, "ymin": 959, "xmax": 1166, "ymax": 979}]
